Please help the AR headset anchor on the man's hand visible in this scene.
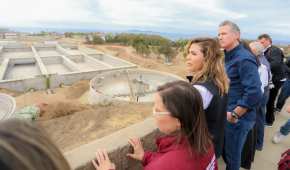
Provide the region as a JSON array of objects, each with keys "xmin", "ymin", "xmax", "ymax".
[{"xmin": 227, "ymin": 112, "xmax": 238, "ymax": 124}]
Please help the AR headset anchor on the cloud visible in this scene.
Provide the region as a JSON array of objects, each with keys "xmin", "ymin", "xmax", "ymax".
[
  {"xmin": 0, "ymin": 0, "xmax": 247, "ymax": 30},
  {"xmin": 0, "ymin": 0, "xmax": 100, "ymax": 27},
  {"xmin": 0, "ymin": 0, "xmax": 289, "ymax": 41}
]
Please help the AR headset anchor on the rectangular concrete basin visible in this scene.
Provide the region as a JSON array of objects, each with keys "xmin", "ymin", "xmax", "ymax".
[
  {"xmin": 36, "ymin": 47, "xmax": 63, "ymax": 57},
  {"xmin": 4, "ymin": 58, "xmax": 41, "ymax": 80},
  {"xmin": 67, "ymin": 55, "xmax": 110, "ymax": 71},
  {"xmin": 41, "ymin": 56, "xmax": 75, "ymax": 74},
  {"xmin": 1, "ymin": 47, "xmax": 34, "ymax": 62}
]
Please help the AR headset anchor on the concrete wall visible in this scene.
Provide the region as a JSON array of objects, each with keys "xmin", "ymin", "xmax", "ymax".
[
  {"xmin": 66, "ymin": 55, "xmax": 85, "ymax": 63},
  {"xmin": 0, "ymin": 75, "xmax": 47, "ymax": 91},
  {"xmin": 9, "ymin": 57, "xmax": 36, "ymax": 65},
  {"xmin": 61, "ymin": 55, "xmax": 80, "ymax": 72},
  {"xmin": 41, "ymin": 56, "xmax": 63, "ymax": 65},
  {"xmin": 35, "ymin": 46, "xmax": 56, "ymax": 51},
  {"xmin": 56, "ymin": 44, "xmax": 70, "ymax": 56},
  {"xmin": 64, "ymin": 117, "xmax": 159, "ymax": 170},
  {"xmin": 3, "ymin": 47, "xmax": 32, "ymax": 52},
  {"xmin": 49, "ymin": 65, "xmax": 137, "ymax": 88}
]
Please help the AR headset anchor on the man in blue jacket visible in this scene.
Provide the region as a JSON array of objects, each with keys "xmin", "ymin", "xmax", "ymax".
[{"xmin": 218, "ymin": 20, "xmax": 262, "ymax": 170}]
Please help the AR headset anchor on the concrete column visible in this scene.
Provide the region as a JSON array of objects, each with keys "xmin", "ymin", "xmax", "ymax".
[{"xmin": 31, "ymin": 46, "xmax": 48, "ymax": 75}]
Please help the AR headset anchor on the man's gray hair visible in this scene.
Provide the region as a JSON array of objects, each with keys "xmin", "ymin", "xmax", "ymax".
[
  {"xmin": 250, "ymin": 41, "xmax": 265, "ymax": 55},
  {"xmin": 219, "ymin": 20, "xmax": 240, "ymax": 33}
]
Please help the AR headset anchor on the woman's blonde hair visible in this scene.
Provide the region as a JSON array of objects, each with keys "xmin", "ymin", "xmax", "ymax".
[
  {"xmin": 0, "ymin": 119, "xmax": 70, "ymax": 170},
  {"xmin": 186, "ymin": 38, "xmax": 229, "ymax": 95}
]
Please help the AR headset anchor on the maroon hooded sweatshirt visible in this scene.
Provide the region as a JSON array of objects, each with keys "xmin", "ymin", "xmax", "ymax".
[{"xmin": 142, "ymin": 135, "xmax": 217, "ymax": 170}]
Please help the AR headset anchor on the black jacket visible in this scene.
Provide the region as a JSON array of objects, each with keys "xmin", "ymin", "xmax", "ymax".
[
  {"xmin": 264, "ymin": 45, "xmax": 286, "ymax": 83},
  {"xmin": 195, "ymin": 80, "xmax": 228, "ymax": 158}
]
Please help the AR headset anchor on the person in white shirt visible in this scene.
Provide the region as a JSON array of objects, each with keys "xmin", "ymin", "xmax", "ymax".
[{"xmin": 249, "ymin": 41, "xmax": 271, "ymax": 151}]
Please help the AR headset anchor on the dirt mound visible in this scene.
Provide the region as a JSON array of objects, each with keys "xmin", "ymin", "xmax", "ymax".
[
  {"xmin": 64, "ymin": 80, "xmax": 89, "ymax": 99},
  {"xmin": 38, "ymin": 102, "xmax": 153, "ymax": 151},
  {"xmin": 38, "ymin": 101, "xmax": 90, "ymax": 120}
]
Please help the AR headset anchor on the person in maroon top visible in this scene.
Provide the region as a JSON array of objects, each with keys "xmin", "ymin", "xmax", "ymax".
[{"xmin": 92, "ymin": 81, "xmax": 217, "ymax": 170}]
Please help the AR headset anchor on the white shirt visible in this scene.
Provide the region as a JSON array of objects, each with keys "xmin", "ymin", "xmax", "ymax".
[
  {"xmin": 258, "ymin": 64, "xmax": 269, "ymax": 93},
  {"xmin": 193, "ymin": 85, "xmax": 213, "ymax": 109}
]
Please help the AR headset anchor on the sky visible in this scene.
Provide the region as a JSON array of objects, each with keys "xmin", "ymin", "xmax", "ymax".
[{"xmin": 0, "ymin": 0, "xmax": 290, "ymax": 41}]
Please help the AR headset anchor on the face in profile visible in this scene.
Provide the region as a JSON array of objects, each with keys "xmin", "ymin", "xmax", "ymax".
[
  {"xmin": 186, "ymin": 43, "xmax": 205, "ymax": 74},
  {"xmin": 153, "ymin": 93, "xmax": 180, "ymax": 134},
  {"xmin": 258, "ymin": 38, "xmax": 271, "ymax": 48},
  {"xmin": 218, "ymin": 25, "xmax": 239, "ymax": 50},
  {"xmin": 249, "ymin": 43, "xmax": 258, "ymax": 56}
]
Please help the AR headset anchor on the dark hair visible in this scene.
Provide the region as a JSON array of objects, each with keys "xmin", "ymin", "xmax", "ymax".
[
  {"xmin": 258, "ymin": 34, "xmax": 272, "ymax": 43},
  {"xmin": 157, "ymin": 80, "xmax": 212, "ymax": 154},
  {"xmin": 0, "ymin": 119, "xmax": 70, "ymax": 170}
]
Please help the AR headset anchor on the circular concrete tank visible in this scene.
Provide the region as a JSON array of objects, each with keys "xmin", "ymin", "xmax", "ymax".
[
  {"xmin": 89, "ymin": 69, "xmax": 183, "ymax": 104},
  {"xmin": 0, "ymin": 93, "xmax": 16, "ymax": 120}
]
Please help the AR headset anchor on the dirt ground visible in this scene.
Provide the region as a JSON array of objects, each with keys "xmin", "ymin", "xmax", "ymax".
[
  {"xmin": 86, "ymin": 44, "xmax": 188, "ymax": 77},
  {"xmin": 10, "ymin": 78, "xmax": 153, "ymax": 152},
  {"xmin": 5, "ymin": 38, "xmax": 188, "ymax": 151}
]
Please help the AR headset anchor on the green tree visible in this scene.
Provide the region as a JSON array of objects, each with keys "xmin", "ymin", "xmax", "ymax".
[
  {"xmin": 158, "ymin": 43, "xmax": 175, "ymax": 63},
  {"xmin": 64, "ymin": 32, "xmax": 73, "ymax": 38},
  {"xmin": 92, "ymin": 35, "xmax": 104, "ymax": 44}
]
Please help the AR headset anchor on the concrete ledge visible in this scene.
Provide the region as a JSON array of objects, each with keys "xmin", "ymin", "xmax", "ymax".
[
  {"xmin": 0, "ymin": 58, "xmax": 9, "ymax": 80},
  {"xmin": 0, "ymin": 75, "xmax": 47, "ymax": 91},
  {"xmin": 56, "ymin": 44, "xmax": 70, "ymax": 56},
  {"xmin": 49, "ymin": 66, "xmax": 137, "ymax": 88},
  {"xmin": 31, "ymin": 46, "xmax": 48, "ymax": 75},
  {"xmin": 64, "ymin": 117, "xmax": 158, "ymax": 170},
  {"xmin": 61, "ymin": 55, "xmax": 80, "ymax": 72}
]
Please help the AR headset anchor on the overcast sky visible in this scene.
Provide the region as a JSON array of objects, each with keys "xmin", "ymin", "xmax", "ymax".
[{"xmin": 1, "ymin": 0, "xmax": 290, "ymax": 41}]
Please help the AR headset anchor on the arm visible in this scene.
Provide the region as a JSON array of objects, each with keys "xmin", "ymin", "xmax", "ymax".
[{"xmin": 235, "ymin": 59, "xmax": 262, "ymax": 117}]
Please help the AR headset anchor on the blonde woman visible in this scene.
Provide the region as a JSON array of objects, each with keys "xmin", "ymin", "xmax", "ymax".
[{"xmin": 185, "ymin": 37, "xmax": 229, "ymax": 158}]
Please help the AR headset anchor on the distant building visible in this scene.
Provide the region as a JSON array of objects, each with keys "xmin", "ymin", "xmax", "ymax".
[{"xmin": 0, "ymin": 32, "xmax": 19, "ymax": 39}]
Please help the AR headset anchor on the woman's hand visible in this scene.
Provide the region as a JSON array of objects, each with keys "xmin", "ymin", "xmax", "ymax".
[
  {"xmin": 92, "ymin": 150, "xmax": 115, "ymax": 170},
  {"xmin": 127, "ymin": 138, "xmax": 145, "ymax": 161}
]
